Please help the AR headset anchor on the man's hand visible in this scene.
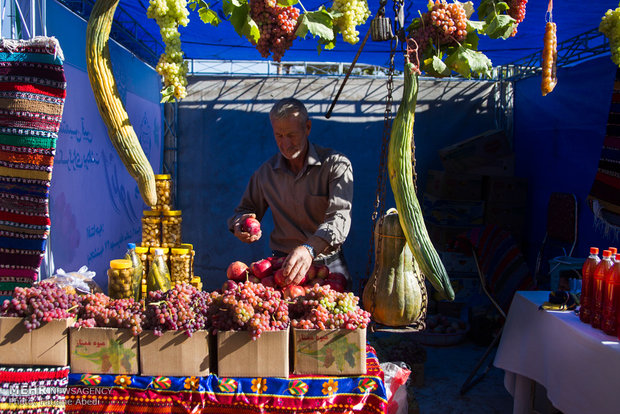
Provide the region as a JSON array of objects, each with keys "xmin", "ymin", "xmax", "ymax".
[
  {"xmin": 233, "ymin": 213, "xmax": 262, "ymax": 243},
  {"xmin": 282, "ymin": 245, "xmax": 313, "ymax": 286}
]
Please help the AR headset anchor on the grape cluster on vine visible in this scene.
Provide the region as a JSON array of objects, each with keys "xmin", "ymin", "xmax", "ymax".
[
  {"xmin": 289, "ymin": 284, "xmax": 370, "ymax": 330},
  {"xmin": 250, "ymin": 0, "xmax": 300, "ymax": 62},
  {"xmin": 143, "ymin": 283, "xmax": 211, "ymax": 337},
  {"xmin": 74, "ymin": 293, "xmax": 144, "ymax": 336},
  {"xmin": 506, "ymin": 0, "xmax": 527, "ymax": 36},
  {"xmin": 408, "ymin": 0, "xmax": 468, "ymax": 62},
  {"xmin": 147, "ymin": 0, "xmax": 191, "ymax": 100},
  {"xmin": 330, "ymin": 0, "xmax": 371, "ymax": 44},
  {"xmin": 206, "ymin": 281, "xmax": 288, "ymax": 340},
  {"xmin": 1, "ymin": 282, "xmax": 81, "ymax": 331},
  {"xmin": 600, "ymin": 6, "xmax": 620, "ymax": 66}
]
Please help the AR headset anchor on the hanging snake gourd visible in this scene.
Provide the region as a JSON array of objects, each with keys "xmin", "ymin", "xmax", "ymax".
[
  {"xmin": 86, "ymin": 0, "xmax": 157, "ymax": 206},
  {"xmin": 387, "ymin": 61, "xmax": 455, "ymax": 301}
]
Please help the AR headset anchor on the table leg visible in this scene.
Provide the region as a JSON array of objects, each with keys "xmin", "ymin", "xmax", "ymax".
[{"xmin": 513, "ymin": 374, "xmax": 534, "ymax": 414}]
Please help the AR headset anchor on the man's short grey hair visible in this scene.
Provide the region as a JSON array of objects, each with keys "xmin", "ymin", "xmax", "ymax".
[{"xmin": 269, "ymin": 98, "xmax": 308, "ymax": 124}]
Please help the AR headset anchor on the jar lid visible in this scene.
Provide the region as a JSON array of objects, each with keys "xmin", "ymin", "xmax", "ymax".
[
  {"xmin": 171, "ymin": 247, "xmax": 190, "ymax": 255},
  {"xmin": 154, "ymin": 174, "xmax": 172, "ymax": 180},
  {"xmin": 181, "ymin": 243, "xmax": 193, "ymax": 250},
  {"xmin": 143, "ymin": 210, "xmax": 161, "ymax": 217},
  {"xmin": 149, "ymin": 247, "xmax": 169, "ymax": 254},
  {"xmin": 110, "ymin": 259, "xmax": 132, "ymax": 269},
  {"xmin": 135, "ymin": 246, "xmax": 149, "ymax": 254},
  {"xmin": 191, "ymin": 276, "xmax": 201, "ymax": 283},
  {"xmin": 163, "ymin": 210, "xmax": 182, "ymax": 216}
]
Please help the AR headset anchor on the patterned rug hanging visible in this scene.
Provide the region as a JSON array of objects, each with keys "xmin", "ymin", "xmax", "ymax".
[{"xmin": 0, "ymin": 37, "xmax": 66, "ymax": 296}]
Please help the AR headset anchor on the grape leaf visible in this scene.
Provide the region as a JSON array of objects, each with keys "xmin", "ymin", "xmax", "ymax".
[
  {"xmin": 494, "ymin": 2, "xmax": 510, "ymax": 14},
  {"xmin": 317, "ymin": 37, "xmax": 336, "ymax": 53},
  {"xmin": 194, "ymin": 0, "xmax": 221, "ymax": 26},
  {"xmin": 467, "ymin": 20, "xmax": 485, "ymax": 34},
  {"xmin": 277, "ymin": 0, "xmax": 299, "ymax": 6},
  {"xmin": 463, "ymin": 28, "xmax": 480, "ymax": 49},
  {"xmin": 160, "ymin": 85, "xmax": 175, "ymax": 104},
  {"xmin": 445, "ymin": 46, "xmax": 492, "ymax": 79},
  {"xmin": 460, "ymin": 1, "xmax": 475, "ymax": 19},
  {"xmin": 223, "ymin": 0, "xmax": 259, "ymax": 43},
  {"xmin": 296, "ymin": 8, "xmax": 337, "ymax": 41},
  {"xmin": 423, "ymin": 56, "xmax": 451, "ymax": 78},
  {"xmin": 484, "ymin": 14, "xmax": 516, "ymax": 39}
]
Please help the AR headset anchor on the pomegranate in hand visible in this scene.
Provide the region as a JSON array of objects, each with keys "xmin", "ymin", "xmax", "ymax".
[{"xmin": 241, "ymin": 217, "xmax": 261, "ymax": 236}]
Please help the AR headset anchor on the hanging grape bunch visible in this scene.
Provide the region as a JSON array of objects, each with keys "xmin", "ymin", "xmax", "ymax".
[
  {"xmin": 600, "ymin": 5, "xmax": 620, "ymax": 66},
  {"xmin": 147, "ymin": 0, "xmax": 191, "ymax": 102},
  {"xmin": 505, "ymin": 0, "xmax": 528, "ymax": 36},
  {"xmin": 331, "ymin": 0, "xmax": 371, "ymax": 44},
  {"xmin": 249, "ymin": 0, "xmax": 301, "ymax": 62},
  {"xmin": 409, "ymin": 0, "xmax": 468, "ymax": 61}
]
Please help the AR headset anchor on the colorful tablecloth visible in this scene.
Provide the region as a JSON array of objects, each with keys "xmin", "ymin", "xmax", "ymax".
[{"xmin": 65, "ymin": 345, "xmax": 387, "ymax": 414}]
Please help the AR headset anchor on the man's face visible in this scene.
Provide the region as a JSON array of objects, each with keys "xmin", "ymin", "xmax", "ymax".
[{"xmin": 271, "ymin": 115, "xmax": 311, "ymax": 161}]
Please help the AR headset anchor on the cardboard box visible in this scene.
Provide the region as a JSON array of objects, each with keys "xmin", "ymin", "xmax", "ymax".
[
  {"xmin": 139, "ymin": 330, "xmax": 210, "ymax": 376},
  {"xmin": 293, "ymin": 328, "xmax": 366, "ymax": 376},
  {"xmin": 217, "ymin": 328, "xmax": 289, "ymax": 378},
  {"xmin": 439, "ymin": 130, "xmax": 512, "ymax": 174},
  {"xmin": 0, "ymin": 317, "xmax": 71, "ymax": 366},
  {"xmin": 425, "ymin": 170, "xmax": 483, "ymax": 200},
  {"xmin": 483, "ymin": 176, "xmax": 528, "ymax": 204},
  {"xmin": 70, "ymin": 327, "xmax": 138, "ymax": 374},
  {"xmin": 423, "ymin": 193, "xmax": 485, "ymax": 227},
  {"xmin": 425, "ymin": 222, "xmax": 475, "ymax": 251}
]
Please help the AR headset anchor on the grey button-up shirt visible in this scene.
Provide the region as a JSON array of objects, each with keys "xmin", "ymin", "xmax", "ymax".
[{"xmin": 228, "ymin": 142, "xmax": 353, "ymax": 257}]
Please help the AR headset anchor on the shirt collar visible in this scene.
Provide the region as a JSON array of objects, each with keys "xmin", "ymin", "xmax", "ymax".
[{"xmin": 274, "ymin": 142, "xmax": 321, "ymax": 171}]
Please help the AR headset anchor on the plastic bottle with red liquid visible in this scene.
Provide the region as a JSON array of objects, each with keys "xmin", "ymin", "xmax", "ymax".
[
  {"xmin": 580, "ymin": 247, "xmax": 600, "ymax": 324},
  {"xmin": 603, "ymin": 253, "xmax": 620, "ymax": 335},
  {"xmin": 609, "ymin": 247, "xmax": 618, "ymax": 256},
  {"xmin": 592, "ymin": 249, "xmax": 614, "ymax": 329}
]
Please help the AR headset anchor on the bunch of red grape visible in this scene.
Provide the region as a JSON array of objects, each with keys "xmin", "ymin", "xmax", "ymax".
[
  {"xmin": 506, "ymin": 0, "xmax": 528, "ymax": 36},
  {"xmin": 408, "ymin": 0, "xmax": 468, "ymax": 61},
  {"xmin": 206, "ymin": 281, "xmax": 289, "ymax": 340},
  {"xmin": 74, "ymin": 293, "xmax": 144, "ymax": 336},
  {"xmin": 143, "ymin": 283, "xmax": 210, "ymax": 337},
  {"xmin": 250, "ymin": 0, "xmax": 300, "ymax": 62},
  {"xmin": 289, "ymin": 284, "xmax": 370, "ymax": 330},
  {"xmin": 1, "ymin": 282, "xmax": 81, "ymax": 331}
]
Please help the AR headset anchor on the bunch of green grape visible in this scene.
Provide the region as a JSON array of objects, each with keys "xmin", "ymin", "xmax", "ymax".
[
  {"xmin": 147, "ymin": 0, "xmax": 191, "ymax": 101},
  {"xmin": 600, "ymin": 6, "xmax": 620, "ymax": 66},
  {"xmin": 331, "ymin": 0, "xmax": 371, "ymax": 44}
]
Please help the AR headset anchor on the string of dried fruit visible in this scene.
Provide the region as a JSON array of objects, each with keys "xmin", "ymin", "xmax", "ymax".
[{"xmin": 541, "ymin": 21, "xmax": 557, "ymax": 96}]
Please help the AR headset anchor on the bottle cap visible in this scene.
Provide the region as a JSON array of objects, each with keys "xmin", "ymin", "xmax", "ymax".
[
  {"xmin": 149, "ymin": 247, "xmax": 169, "ymax": 254},
  {"xmin": 127, "ymin": 242, "xmax": 136, "ymax": 250},
  {"xmin": 110, "ymin": 259, "xmax": 132, "ymax": 269},
  {"xmin": 171, "ymin": 248, "xmax": 190, "ymax": 255},
  {"xmin": 163, "ymin": 210, "xmax": 182, "ymax": 217},
  {"xmin": 143, "ymin": 210, "xmax": 161, "ymax": 217},
  {"xmin": 154, "ymin": 174, "xmax": 172, "ymax": 180},
  {"xmin": 609, "ymin": 247, "xmax": 618, "ymax": 255},
  {"xmin": 591, "ymin": 247, "xmax": 599, "ymax": 254},
  {"xmin": 154, "ymin": 248, "xmax": 164, "ymax": 255},
  {"xmin": 603, "ymin": 249, "xmax": 612, "ymax": 257}
]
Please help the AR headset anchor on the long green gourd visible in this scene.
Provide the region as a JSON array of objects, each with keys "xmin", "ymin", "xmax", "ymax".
[{"xmin": 387, "ymin": 60, "xmax": 455, "ymax": 301}]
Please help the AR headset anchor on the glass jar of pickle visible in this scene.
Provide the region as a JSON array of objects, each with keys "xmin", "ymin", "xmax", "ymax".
[
  {"xmin": 181, "ymin": 243, "xmax": 195, "ymax": 278},
  {"xmin": 142, "ymin": 211, "xmax": 161, "ymax": 247},
  {"xmin": 170, "ymin": 247, "xmax": 191, "ymax": 284},
  {"xmin": 162, "ymin": 210, "xmax": 182, "ymax": 247},
  {"xmin": 154, "ymin": 174, "xmax": 172, "ymax": 211},
  {"xmin": 135, "ymin": 246, "xmax": 149, "ymax": 295},
  {"xmin": 148, "ymin": 246, "xmax": 169, "ymax": 270},
  {"xmin": 108, "ymin": 259, "xmax": 134, "ymax": 299}
]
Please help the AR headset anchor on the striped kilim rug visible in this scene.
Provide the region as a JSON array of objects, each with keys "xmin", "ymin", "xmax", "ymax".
[{"xmin": 0, "ymin": 37, "xmax": 66, "ymax": 296}]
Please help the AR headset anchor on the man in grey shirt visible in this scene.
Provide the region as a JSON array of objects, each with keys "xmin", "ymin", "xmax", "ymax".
[{"xmin": 227, "ymin": 98, "xmax": 353, "ymax": 287}]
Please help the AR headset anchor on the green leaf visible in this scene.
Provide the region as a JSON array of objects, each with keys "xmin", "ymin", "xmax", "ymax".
[
  {"xmin": 223, "ymin": 0, "xmax": 259, "ymax": 43},
  {"xmin": 196, "ymin": 1, "xmax": 221, "ymax": 26},
  {"xmin": 476, "ymin": 0, "xmax": 495, "ymax": 22},
  {"xmin": 296, "ymin": 8, "xmax": 336, "ymax": 41},
  {"xmin": 485, "ymin": 14, "xmax": 516, "ymax": 39},
  {"xmin": 277, "ymin": 0, "xmax": 299, "ymax": 5},
  {"xmin": 495, "ymin": 2, "xmax": 510, "ymax": 13},
  {"xmin": 423, "ymin": 56, "xmax": 451, "ymax": 78},
  {"xmin": 160, "ymin": 85, "xmax": 175, "ymax": 103},
  {"xmin": 445, "ymin": 46, "xmax": 492, "ymax": 79},
  {"xmin": 467, "ymin": 20, "xmax": 485, "ymax": 33},
  {"xmin": 460, "ymin": 1, "xmax": 475, "ymax": 18},
  {"xmin": 463, "ymin": 29, "xmax": 479, "ymax": 50}
]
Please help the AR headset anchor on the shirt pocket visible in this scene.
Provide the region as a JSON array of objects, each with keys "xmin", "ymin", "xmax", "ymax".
[{"xmin": 303, "ymin": 194, "xmax": 329, "ymax": 223}]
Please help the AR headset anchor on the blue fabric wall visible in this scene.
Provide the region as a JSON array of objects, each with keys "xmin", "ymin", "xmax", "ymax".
[
  {"xmin": 514, "ymin": 56, "xmax": 619, "ymax": 274},
  {"xmin": 46, "ymin": 2, "xmax": 163, "ymax": 290}
]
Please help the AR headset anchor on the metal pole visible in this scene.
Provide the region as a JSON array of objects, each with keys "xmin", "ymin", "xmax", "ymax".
[
  {"xmin": 42, "ymin": 0, "xmax": 46, "ymax": 36},
  {"xmin": 30, "ymin": 0, "xmax": 35, "ymax": 37}
]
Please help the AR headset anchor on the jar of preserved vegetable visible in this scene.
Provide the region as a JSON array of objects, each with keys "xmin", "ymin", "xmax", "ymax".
[
  {"xmin": 162, "ymin": 210, "xmax": 182, "ymax": 247},
  {"xmin": 181, "ymin": 243, "xmax": 195, "ymax": 278},
  {"xmin": 142, "ymin": 211, "xmax": 161, "ymax": 247},
  {"xmin": 108, "ymin": 259, "xmax": 134, "ymax": 299},
  {"xmin": 147, "ymin": 248, "xmax": 171, "ymax": 293},
  {"xmin": 170, "ymin": 247, "xmax": 191, "ymax": 284},
  {"xmin": 135, "ymin": 245, "xmax": 149, "ymax": 295},
  {"xmin": 154, "ymin": 174, "xmax": 172, "ymax": 211},
  {"xmin": 148, "ymin": 246, "xmax": 169, "ymax": 271}
]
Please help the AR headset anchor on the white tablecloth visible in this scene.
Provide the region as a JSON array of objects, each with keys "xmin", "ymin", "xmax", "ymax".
[{"xmin": 494, "ymin": 291, "xmax": 620, "ymax": 414}]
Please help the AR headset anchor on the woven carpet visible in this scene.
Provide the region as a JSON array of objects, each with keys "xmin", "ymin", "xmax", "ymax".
[
  {"xmin": 0, "ymin": 366, "xmax": 70, "ymax": 413},
  {"xmin": 0, "ymin": 37, "xmax": 66, "ymax": 296}
]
